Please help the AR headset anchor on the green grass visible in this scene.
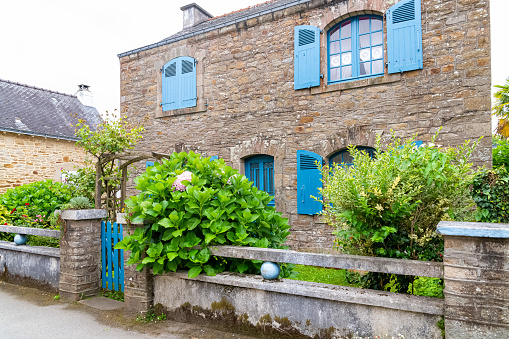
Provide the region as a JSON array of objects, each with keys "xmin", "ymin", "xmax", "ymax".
[{"xmin": 287, "ymin": 265, "xmax": 353, "ymax": 286}]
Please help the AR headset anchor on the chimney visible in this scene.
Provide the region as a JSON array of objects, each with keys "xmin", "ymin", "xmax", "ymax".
[
  {"xmin": 181, "ymin": 3, "xmax": 213, "ymax": 29},
  {"xmin": 75, "ymin": 84, "xmax": 94, "ymax": 107}
]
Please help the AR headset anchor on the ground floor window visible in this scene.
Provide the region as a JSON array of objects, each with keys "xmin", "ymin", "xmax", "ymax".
[{"xmin": 245, "ymin": 155, "xmax": 274, "ymax": 206}]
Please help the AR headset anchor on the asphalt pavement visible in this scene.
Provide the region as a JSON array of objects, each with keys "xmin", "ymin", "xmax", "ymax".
[{"xmin": 0, "ymin": 282, "xmax": 256, "ymax": 339}]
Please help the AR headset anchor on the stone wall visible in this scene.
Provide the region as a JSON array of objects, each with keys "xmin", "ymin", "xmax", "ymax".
[
  {"xmin": 119, "ymin": 0, "xmax": 492, "ymax": 248},
  {"xmin": 0, "ymin": 132, "xmax": 87, "ymax": 194}
]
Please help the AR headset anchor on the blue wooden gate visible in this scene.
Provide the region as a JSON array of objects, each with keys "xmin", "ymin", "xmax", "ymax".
[{"xmin": 101, "ymin": 221, "xmax": 124, "ymax": 292}]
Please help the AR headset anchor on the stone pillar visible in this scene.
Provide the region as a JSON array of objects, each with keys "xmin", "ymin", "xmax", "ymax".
[
  {"xmin": 438, "ymin": 221, "xmax": 509, "ymax": 339},
  {"xmin": 117, "ymin": 213, "xmax": 153, "ymax": 314},
  {"xmin": 59, "ymin": 209, "xmax": 106, "ymax": 301}
]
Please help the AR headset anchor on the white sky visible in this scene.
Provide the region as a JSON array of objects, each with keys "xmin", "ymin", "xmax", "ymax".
[{"xmin": 1, "ymin": 0, "xmax": 508, "ymax": 128}]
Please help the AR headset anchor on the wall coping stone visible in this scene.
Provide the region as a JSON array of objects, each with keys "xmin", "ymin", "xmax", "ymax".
[
  {"xmin": 0, "ymin": 240, "xmax": 60, "ymax": 258},
  {"xmin": 209, "ymin": 245, "xmax": 443, "ymax": 278},
  {"xmin": 61, "ymin": 209, "xmax": 107, "ymax": 221},
  {"xmin": 161, "ymin": 271, "xmax": 444, "ymax": 316},
  {"xmin": 0, "ymin": 225, "xmax": 60, "ymax": 238},
  {"xmin": 437, "ymin": 221, "xmax": 509, "ymax": 239}
]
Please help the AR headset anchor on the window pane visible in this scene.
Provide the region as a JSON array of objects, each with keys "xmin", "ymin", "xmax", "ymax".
[
  {"xmin": 341, "ymin": 38, "xmax": 351, "ymax": 52},
  {"xmin": 359, "ymin": 17, "xmax": 370, "ymax": 34},
  {"xmin": 360, "ymin": 48, "xmax": 371, "ymax": 61},
  {"xmin": 360, "ymin": 62, "xmax": 371, "ymax": 75},
  {"xmin": 342, "ymin": 52, "xmax": 352, "ymax": 65},
  {"xmin": 330, "ymin": 27, "xmax": 339, "ymax": 40},
  {"xmin": 342, "ymin": 151, "xmax": 354, "ymax": 164},
  {"xmin": 372, "ymin": 31, "xmax": 383, "ymax": 45},
  {"xmin": 330, "ymin": 55, "xmax": 341, "ymax": 68},
  {"xmin": 359, "ymin": 34, "xmax": 370, "ymax": 48},
  {"xmin": 330, "ymin": 154, "xmax": 342, "ymax": 165},
  {"xmin": 341, "ymin": 21, "xmax": 351, "ymax": 38},
  {"xmin": 330, "ymin": 41, "xmax": 340, "ymax": 54},
  {"xmin": 372, "ymin": 46, "xmax": 383, "ymax": 60},
  {"xmin": 342, "ymin": 65, "xmax": 352, "ymax": 79},
  {"xmin": 372, "ymin": 18, "xmax": 383, "ymax": 31},
  {"xmin": 372, "ymin": 60, "xmax": 384, "ymax": 74},
  {"xmin": 330, "ymin": 67, "xmax": 341, "ymax": 81}
]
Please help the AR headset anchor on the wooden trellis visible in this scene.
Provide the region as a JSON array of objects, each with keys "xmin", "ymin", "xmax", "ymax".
[{"xmin": 94, "ymin": 151, "xmax": 172, "ymax": 220}]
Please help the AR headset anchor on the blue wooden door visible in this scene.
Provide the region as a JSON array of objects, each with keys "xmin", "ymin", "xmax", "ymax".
[{"xmin": 101, "ymin": 221, "xmax": 124, "ymax": 292}]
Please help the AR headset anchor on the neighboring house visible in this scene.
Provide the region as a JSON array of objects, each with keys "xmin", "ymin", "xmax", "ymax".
[
  {"xmin": 0, "ymin": 79, "xmax": 102, "ymax": 194},
  {"xmin": 118, "ymin": 0, "xmax": 492, "ymax": 249}
]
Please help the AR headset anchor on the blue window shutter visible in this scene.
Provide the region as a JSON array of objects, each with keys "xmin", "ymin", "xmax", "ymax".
[
  {"xmin": 162, "ymin": 60, "xmax": 177, "ymax": 111},
  {"xmin": 297, "ymin": 150, "xmax": 323, "ymax": 215},
  {"xmin": 209, "ymin": 156, "xmax": 219, "ymax": 161},
  {"xmin": 294, "ymin": 25, "xmax": 321, "ymax": 90},
  {"xmin": 146, "ymin": 161, "xmax": 154, "ymax": 168},
  {"xmin": 413, "ymin": 140, "xmax": 423, "ymax": 147},
  {"xmin": 179, "ymin": 56, "xmax": 197, "ymax": 109},
  {"xmin": 386, "ymin": 0, "xmax": 422, "ymax": 74}
]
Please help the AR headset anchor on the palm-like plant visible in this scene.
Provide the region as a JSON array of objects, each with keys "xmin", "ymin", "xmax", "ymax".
[{"xmin": 493, "ymin": 79, "xmax": 509, "ymax": 137}]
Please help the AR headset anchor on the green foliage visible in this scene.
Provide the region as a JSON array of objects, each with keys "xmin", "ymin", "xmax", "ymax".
[
  {"xmin": 0, "ymin": 180, "xmax": 72, "ymax": 227},
  {"xmin": 101, "ymin": 288, "xmax": 124, "ymax": 302},
  {"xmin": 471, "ymin": 167, "xmax": 509, "ymax": 223},
  {"xmin": 115, "ymin": 151, "xmax": 293, "ymax": 278},
  {"xmin": 62, "ymin": 167, "xmax": 96, "ymax": 201},
  {"xmin": 319, "ymin": 131, "xmax": 478, "ymax": 291},
  {"xmin": 407, "ymin": 277, "xmax": 444, "ymax": 298},
  {"xmin": 492, "ymin": 135, "xmax": 509, "ymax": 169},
  {"xmin": 74, "ymin": 113, "xmax": 144, "ymax": 159},
  {"xmin": 492, "ymin": 79, "xmax": 509, "ymax": 137},
  {"xmin": 288, "ymin": 265, "xmax": 350, "ymax": 285},
  {"xmin": 62, "ymin": 196, "xmax": 93, "ymax": 210},
  {"xmin": 437, "ymin": 316, "xmax": 445, "ymax": 338}
]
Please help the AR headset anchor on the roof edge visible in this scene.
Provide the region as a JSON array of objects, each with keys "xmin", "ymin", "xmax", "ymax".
[
  {"xmin": 0, "ymin": 78, "xmax": 77, "ymax": 98},
  {"xmin": 118, "ymin": 0, "xmax": 312, "ymax": 58},
  {"xmin": 0, "ymin": 127, "xmax": 80, "ymax": 142}
]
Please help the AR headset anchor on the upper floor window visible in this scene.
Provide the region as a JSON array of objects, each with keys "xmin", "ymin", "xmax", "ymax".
[
  {"xmin": 162, "ymin": 56, "xmax": 197, "ymax": 111},
  {"xmin": 328, "ymin": 16, "xmax": 384, "ymax": 83},
  {"xmin": 245, "ymin": 155, "xmax": 275, "ymax": 206}
]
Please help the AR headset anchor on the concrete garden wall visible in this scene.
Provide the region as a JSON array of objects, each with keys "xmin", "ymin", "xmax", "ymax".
[
  {"xmin": 0, "ymin": 241, "xmax": 60, "ymax": 292},
  {"xmin": 155, "ymin": 272, "xmax": 443, "ymax": 338}
]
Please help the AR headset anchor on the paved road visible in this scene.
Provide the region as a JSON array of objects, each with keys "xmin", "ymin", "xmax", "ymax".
[{"xmin": 0, "ymin": 282, "xmax": 255, "ymax": 339}]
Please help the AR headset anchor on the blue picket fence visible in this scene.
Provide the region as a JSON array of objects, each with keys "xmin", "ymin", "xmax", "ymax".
[{"xmin": 101, "ymin": 221, "xmax": 124, "ymax": 292}]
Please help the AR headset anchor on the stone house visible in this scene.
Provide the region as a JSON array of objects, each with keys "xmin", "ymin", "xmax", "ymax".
[
  {"xmin": 118, "ymin": 0, "xmax": 492, "ymax": 249},
  {"xmin": 0, "ymin": 80, "xmax": 102, "ymax": 194}
]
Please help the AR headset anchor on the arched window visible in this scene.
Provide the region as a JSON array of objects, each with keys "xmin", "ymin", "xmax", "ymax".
[
  {"xmin": 245, "ymin": 155, "xmax": 274, "ymax": 206},
  {"xmin": 328, "ymin": 16, "xmax": 384, "ymax": 83},
  {"xmin": 329, "ymin": 147, "xmax": 376, "ymax": 167},
  {"xmin": 161, "ymin": 56, "xmax": 196, "ymax": 111}
]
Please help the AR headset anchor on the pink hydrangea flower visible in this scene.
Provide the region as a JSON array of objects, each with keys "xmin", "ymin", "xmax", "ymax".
[{"xmin": 172, "ymin": 171, "xmax": 193, "ymax": 192}]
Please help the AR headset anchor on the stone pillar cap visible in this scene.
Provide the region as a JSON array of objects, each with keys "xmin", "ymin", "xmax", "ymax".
[
  {"xmin": 61, "ymin": 209, "xmax": 107, "ymax": 221},
  {"xmin": 437, "ymin": 221, "xmax": 509, "ymax": 238}
]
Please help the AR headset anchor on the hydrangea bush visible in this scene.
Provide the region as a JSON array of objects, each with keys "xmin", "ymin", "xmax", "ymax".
[{"xmin": 115, "ymin": 151, "xmax": 293, "ymax": 278}]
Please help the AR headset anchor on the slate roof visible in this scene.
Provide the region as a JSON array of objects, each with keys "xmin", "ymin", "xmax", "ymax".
[
  {"xmin": 0, "ymin": 79, "xmax": 102, "ymax": 141},
  {"xmin": 118, "ymin": 0, "xmax": 312, "ymax": 58}
]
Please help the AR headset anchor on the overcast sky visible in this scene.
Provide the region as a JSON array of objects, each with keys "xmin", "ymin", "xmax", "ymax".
[{"xmin": 1, "ymin": 0, "xmax": 507, "ymax": 128}]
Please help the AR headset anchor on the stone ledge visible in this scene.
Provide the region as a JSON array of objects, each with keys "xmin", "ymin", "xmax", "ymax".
[
  {"xmin": 164, "ymin": 271, "xmax": 444, "ymax": 315},
  {"xmin": 0, "ymin": 225, "xmax": 60, "ymax": 238},
  {"xmin": 209, "ymin": 245, "xmax": 443, "ymax": 278},
  {"xmin": 438, "ymin": 221, "xmax": 509, "ymax": 239},
  {"xmin": 61, "ymin": 209, "xmax": 107, "ymax": 221},
  {"xmin": 156, "ymin": 103, "xmax": 207, "ymax": 118},
  {"xmin": 0, "ymin": 240, "xmax": 60, "ymax": 258},
  {"xmin": 310, "ymin": 73, "xmax": 401, "ymax": 95}
]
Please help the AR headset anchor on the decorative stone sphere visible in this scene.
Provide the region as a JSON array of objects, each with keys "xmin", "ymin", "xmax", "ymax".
[
  {"xmin": 14, "ymin": 234, "xmax": 27, "ymax": 246},
  {"xmin": 260, "ymin": 261, "xmax": 280, "ymax": 280}
]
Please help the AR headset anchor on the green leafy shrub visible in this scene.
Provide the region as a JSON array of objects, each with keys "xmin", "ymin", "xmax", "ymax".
[
  {"xmin": 62, "ymin": 167, "xmax": 96, "ymax": 201},
  {"xmin": 61, "ymin": 196, "xmax": 93, "ymax": 210},
  {"xmin": 319, "ymin": 132, "xmax": 479, "ymax": 291},
  {"xmin": 116, "ymin": 151, "xmax": 293, "ymax": 278},
  {"xmin": 471, "ymin": 167, "xmax": 509, "ymax": 223},
  {"xmin": 492, "ymin": 135, "xmax": 509, "ymax": 169},
  {"xmin": 0, "ymin": 180, "xmax": 72, "ymax": 228}
]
